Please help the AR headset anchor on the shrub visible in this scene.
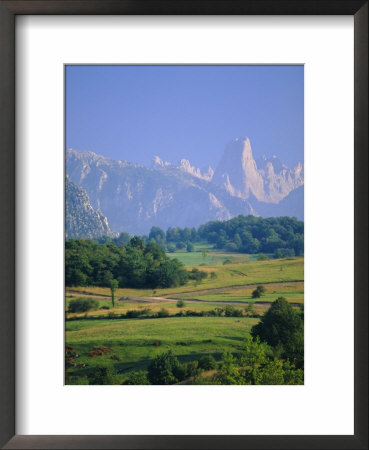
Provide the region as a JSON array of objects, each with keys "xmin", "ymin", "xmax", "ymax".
[
  {"xmin": 87, "ymin": 366, "xmax": 116, "ymax": 385},
  {"xmin": 122, "ymin": 371, "xmax": 150, "ymax": 385},
  {"xmin": 244, "ymin": 303, "xmax": 257, "ymax": 317},
  {"xmin": 188, "ymin": 268, "xmax": 207, "ymax": 282},
  {"xmin": 176, "ymin": 299, "xmax": 185, "ymax": 308},
  {"xmin": 210, "ymin": 272, "xmax": 217, "ymax": 279},
  {"xmin": 252, "ymin": 289, "xmax": 261, "ymax": 299},
  {"xmin": 257, "ymin": 285, "xmax": 266, "ymax": 295},
  {"xmin": 224, "ymin": 305, "xmax": 242, "ymax": 317},
  {"xmin": 257, "ymin": 253, "xmax": 268, "ymax": 261},
  {"xmin": 167, "ymin": 244, "xmax": 176, "ymax": 253},
  {"xmin": 100, "ymin": 305, "xmax": 110, "ymax": 310},
  {"xmin": 251, "ymin": 297, "xmax": 304, "ymax": 367},
  {"xmin": 198, "ymin": 355, "xmax": 217, "ymax": 371},
  {"xmin": 184, "ymin": 361, "xmax": 200, "ymax": 378},
  {"xmin": 157, "ymin": 308, "xmax": 169, "ymax": 318},
  {"xmin": 186, "ymin": 242, "xmax": 194, "ymax": 252},
  {"xmin": 147, "ymin": 351, "xmax": 180, "ymax": 384},
  {"xmin": 125, "ymin": 310, "xmax": 141, "ymax": 319},
  {"xmin": 223, "ymin": 258, "xmax": 233, "ymax": 265},
  {"xmin": 68, "ymin": 298, "xmax": 99, "ymax": 313}
]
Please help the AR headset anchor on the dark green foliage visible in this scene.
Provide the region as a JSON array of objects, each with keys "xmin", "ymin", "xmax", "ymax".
[
  {"xmin": 257, "ymin": 253, "xmax": 268, "ymax": 261},
  {"xmin": 110, "ymin": 279, "xmax": 118, "ymax": 308},
  {"xmin": 188, "ymin": 268, "xmax": 208, "ymax": 282},
  {"xmin": 65, "ymin": 238, "xmax": 188, "ymax": 289},
  {"xmin": 87, "ymin": 367, "xmax": 117, "ymax": 385},
  {"xmin": 210, "ymin": 272, "xmax": 217, "ymax": 279},
  {"xmin": 166, "ymin": 226, "xmax": 199, "ymax": 244},
  {"xmin": 157, "ymin": 308, "xmax": 169, "ymax": 318},
  {"xmin": 176, "ymin": 299, "xmax": 185, "ymax": 308},
  {"xmin": 198, "ymin": 215, "xmax": 303, "ymax": 255},
  {"xmin": 251, "ymin": 297, "xmax": 304, "ymax": 367},
  {"xmin": 212, "ymin": 352, "xmax": 245, "ymax": 385},
  {"xmin": 113, "ymin": 232, "xmax": 131, "ymax": 246},
  {"xmin": 68, "ymin": 298, "xmax": 99, "ymax": 313},
  {"xmin": 244, "ymin": 303, "xmax": 257, "ymax": 317},
  {"xmin": 252, "ymin": 359, "xmax": 285, "ymax": 385},
  {"xmin": 223, "ymin": 258, "xmax": 233, "ymax": 265},
  {"xmin": 147, "ymin": 351, "xmax": 181, "ymax": 385},
  {"xmin": 224, "ymin": 305, "xmax": 243, "ymax": 317},
  {"xmin": 186, "ymin": 242, "xmax": 194, "ymax": 252},
  {"xmin": 183, "ymin": 361, "xmax": 200, "ymax": 378},
  {"xmin": 148, "ymin": 226, "xmax": 166, "ymax": 248},
  {"xmin": 252, "ymin": 285, "xmax": 266, "ymax": 298},
  {"xmin": 198, "ymin": 355, "xmax": 217, "ymax": 371},
  {"xmin": 122, "ymin": 371, "xmax": 150, "ymax": 385}
]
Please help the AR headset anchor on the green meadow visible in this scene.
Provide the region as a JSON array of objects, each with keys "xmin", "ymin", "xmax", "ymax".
[
  {"xmin": 66, "ymin": 316, "xmax": 258, "ymax": 384},
  {"xmin": 66, "ymin": 254, "xmax": 304, "ymax": 384}
]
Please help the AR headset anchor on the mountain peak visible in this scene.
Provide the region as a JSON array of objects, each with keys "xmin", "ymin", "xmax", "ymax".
[
  {"xmin": 152, "ymin": 155, "xmax": 171, "ymax": 168},
  {"xmin": 213, "ymin": 137, "xmax": 304, "ymax": 203}
]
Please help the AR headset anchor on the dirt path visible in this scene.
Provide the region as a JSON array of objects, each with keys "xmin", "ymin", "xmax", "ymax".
[
  {"xmin": 163, "ymin": 280, "xmax": 303, "ymax": 299},
  {"xmin": 66, "ymin": 290, "xmax": 301, "ymax": 308}
]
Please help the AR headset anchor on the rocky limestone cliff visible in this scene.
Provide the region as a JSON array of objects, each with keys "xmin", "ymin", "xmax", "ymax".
[
  {"xmin": 66, "ymin": 137, "xmax": 303, "ymax": 236},
  {"xmin": 213, "ymin": 137, "xmax": 303, "ymax": 203},
  {"xmin": 65, "ymin": 176, "xmax": 116, "ymax": 239},
  {"xmin": 67, "ymin": 149, "xmax": 253, "ymax": 234}
]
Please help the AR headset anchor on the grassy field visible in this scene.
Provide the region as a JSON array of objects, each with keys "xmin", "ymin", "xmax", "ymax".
[
  {"xmin": 67, "ymin": 257, "xmax": 304, "ymax": 299},
  {"xmin": 65, "ymin": 254, "xmax": 304, "ymax": 384},
  {"xmin": 65, "ymin": 316, "xmax": 258, "ymax": 384},
  {"xmin": 166, "ymin": 250, "xmax": 251, "ymax": 266}
]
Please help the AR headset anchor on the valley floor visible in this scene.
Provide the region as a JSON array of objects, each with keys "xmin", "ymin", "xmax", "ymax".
[{"xmin": 65, "ymin": 254, "xmax": 304, "ymax": 384}]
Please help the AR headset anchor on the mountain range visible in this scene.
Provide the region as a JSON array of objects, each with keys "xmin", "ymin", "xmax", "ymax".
[{"xmin": 66, "ymin": 137, "xmax": 304, "ymax": 238}]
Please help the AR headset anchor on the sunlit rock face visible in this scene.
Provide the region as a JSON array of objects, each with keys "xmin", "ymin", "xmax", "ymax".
[
  {"xmin": 66, "ymin": 138, "xmax": 304, "ymax": 237},
  {"xmin": 213, "ymin": 137, "xmax": 303, "ymax": 203},
  {"xmin": 65, "ymin": 176, "xmax": 116, "ymax": 239}
]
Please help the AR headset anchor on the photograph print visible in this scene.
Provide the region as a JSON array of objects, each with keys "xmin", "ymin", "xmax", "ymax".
[{"xmin": 65, "ymin": 65, "xmax": 304, "ymax": 385}]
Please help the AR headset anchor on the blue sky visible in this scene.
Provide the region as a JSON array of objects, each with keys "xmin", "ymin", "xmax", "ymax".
[{"xmin": 66, "ymin": 65, "xmax": 303, "ymax": 169}]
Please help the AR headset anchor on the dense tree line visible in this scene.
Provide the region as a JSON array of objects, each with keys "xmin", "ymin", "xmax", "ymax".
[
  {"xmin": 65, "ymin": 237, "xmax": 188, "ymax": 288},
  {"xmin": 198, "ymin": 215, "xmax": 304, "ymax": 256},
  {"xmin": 91, "ymin": 215, "xmax": 303, "ymax": 257}
]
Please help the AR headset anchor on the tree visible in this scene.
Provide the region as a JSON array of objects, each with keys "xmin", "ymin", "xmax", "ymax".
[
  {"xmin": 148, "ymin": 226, "xmax": 166, "ymax": 248},
  {"xmin": 176, "ymin": 299, "xmax": 185, "ymax": 308},
  {"xmin": 244, "ymin": 303, "xmax": 256, "ymax": 317},
  {"xmin": 198, "ymin": 355, "xmax": 217, "ymax": 370},
  {"xmin": 68, "ymin": 298, "xmax": 99, "ymax": 313},
  {"xmin": 147, "ymin": 351, "xmax": 181, "ymax": 385},
  {"xmin": 252, "ymin": 285, "xmax": 266, "ymax": 298},
  {"xmin": 110, "ymin": 279, "xmax": 118, "ymax": 308},
  {"xmin": 251, "ymin": 297, "xmax": 304, "ymax": 367},
  {"xmin": 186, "ymin": 242, "xmax": 194, "ymax": 252},
  {"xmin": 257, "ymin": 253, "xmax": 268, "ymax": 261},
  {"xmin": 122, "ymin": 371, "xmax": 150, "ymax": 385},
  {"xmin": 88, "ymin": 367, "xmax": 116, "ymax": 385}
]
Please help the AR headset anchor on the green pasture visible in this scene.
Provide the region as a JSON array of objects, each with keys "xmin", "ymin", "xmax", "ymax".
[
  {"xmin": 65, "ymin": 316, "xmax": 259, "ymax": 384},
  {"xmin": 67, "ymin": 257, "xmax": 304, "ymax": 299},
  {"xmin": 166, "ymin": 250, "xmax": 251, "ymax": 267}
]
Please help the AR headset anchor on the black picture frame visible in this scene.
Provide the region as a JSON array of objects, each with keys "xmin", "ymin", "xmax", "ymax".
[{"xmin": 0, "ymin": 1, "xmax": 367, "ymax": 449}]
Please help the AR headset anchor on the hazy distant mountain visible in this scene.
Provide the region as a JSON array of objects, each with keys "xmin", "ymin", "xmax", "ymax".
[
  {"xmin": 65, "ymin": 177, "xmax": 116, "ymax": 239},
  {"xmin": 249, "ymin": 185, "xmax": 304, "ymax": 220},
  {"xmin": 66, "ymin": 138, "xmax": 304, "ymax": 236},
  {"xmin": 212, "ymin": 137, "xmax": 303, "ymax": 203},
  {"xmin": 66, "ymin": 148, "xmax": 255, "ymax": 235}
]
